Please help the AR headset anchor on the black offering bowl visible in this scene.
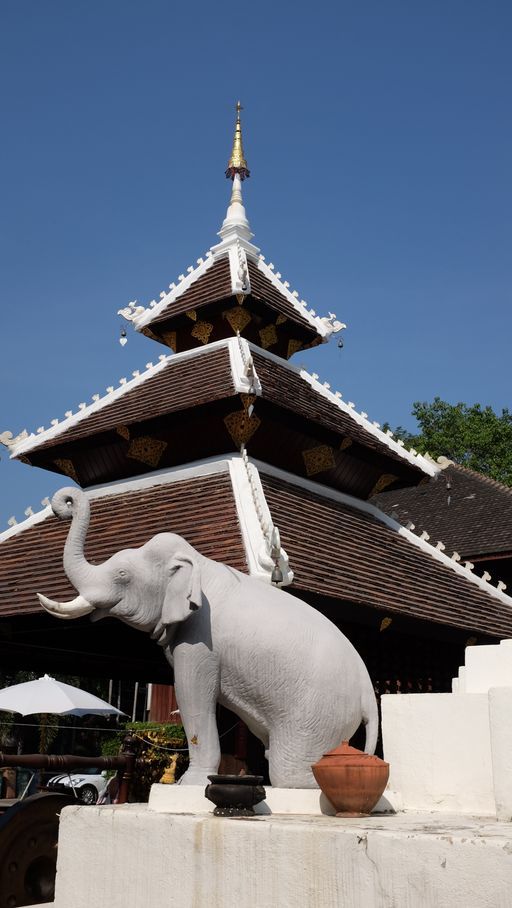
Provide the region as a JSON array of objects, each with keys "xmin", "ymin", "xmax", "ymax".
[{"xmin": 205, "ymin": 774, "xmax": 266, "ymax": 817}]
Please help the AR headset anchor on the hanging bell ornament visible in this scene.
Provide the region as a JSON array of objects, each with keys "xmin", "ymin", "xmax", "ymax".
[
  {"xmin": 271, "ymin": 562, "xmax": 283, "ymax": 585},
  {"xmin": 119, "ymin": 327, "xmax": 128, "ymax": 347}
]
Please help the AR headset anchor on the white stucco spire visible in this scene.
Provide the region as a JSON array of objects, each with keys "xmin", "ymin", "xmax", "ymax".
[
  {"xmin": 218, "ymin": 173, "xmax": 253, "ymax": 242},
  {"xmin": 211, "ymin": 102, "xmax": 259, "ymax": 260}
]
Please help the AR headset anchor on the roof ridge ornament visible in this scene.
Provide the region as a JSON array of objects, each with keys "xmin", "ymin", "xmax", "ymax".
[
  {"xmin": 212, "ymin": 103, "xmax": 259, "ymax": 258},
  {"xmin": 226, "ymin": 101, "xmax": 250, "ymax": 181}
]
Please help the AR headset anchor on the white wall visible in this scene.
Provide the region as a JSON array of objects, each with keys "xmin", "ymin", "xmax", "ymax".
[
  {"xmin": 453, "ymin": 639, "xmax": 512, "ymax": 693},
  {"xmin": 383, "ymin": 639, "xmax": 512, "ymax": 819},
  {"xmin": 382, "ymin": 693, "xmax": 495, "ymax": 815},
  {"xmin": 53, "ymin": 804, "xmax": 512, "ymax": 908}
]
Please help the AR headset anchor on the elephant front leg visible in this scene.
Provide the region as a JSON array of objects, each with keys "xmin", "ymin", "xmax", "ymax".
[{"xmin": 173, "ymin": 644, "xmax": 221, "ymax": 786}]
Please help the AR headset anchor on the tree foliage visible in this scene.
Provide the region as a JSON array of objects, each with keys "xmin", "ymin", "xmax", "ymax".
[{"xmin": 389, "ymin": 398, "xmax": 512, "ymax": 487}]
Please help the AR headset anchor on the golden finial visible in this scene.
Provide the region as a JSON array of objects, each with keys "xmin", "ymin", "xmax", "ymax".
[{"xmin": 226, "ymin": 101, "xmax": 250, "ymax": 181}]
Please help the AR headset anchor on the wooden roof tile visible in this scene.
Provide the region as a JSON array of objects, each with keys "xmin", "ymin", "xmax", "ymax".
[
  {"xmin": 261, "ymin": 471, "xmax": 512, "ymax": 638},
  {"xmin": 148, "ymin": 258, "xmax": 233, "ymax": 325},
  {"xmin": 0, "ymin": 473, "xmax": 247, "ymax": 618},
  {"xmin": 374, "ymin": 464, "xmax": 512, "ymax": 559},
  {"xmin": 252, "ymin": 352, "xmax": 424, "ymax": 477},
  {"xmin": 32, "ymin": 346, "xmax": 235, "ymax": 451}
]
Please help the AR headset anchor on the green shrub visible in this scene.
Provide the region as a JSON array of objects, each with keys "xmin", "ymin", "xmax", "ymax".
[{"xmin": 101, "ymin": 721, "xmax": 188, "ymax": 801}]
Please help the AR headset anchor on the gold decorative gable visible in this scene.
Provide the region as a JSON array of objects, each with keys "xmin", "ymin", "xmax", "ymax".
[
  {"xmin": 116, "ymin": 425, "xmax": 130, "ymax": 441},
  {"xmin": 302, "ymin": 445, "xmax": 336, "ymax": 477},
  {"xmin": 339, "ymin": 437, "xmax": 353, "ymax": 451},
  {"xmin": 225, "ymin": 307, "xmax": 252, "ymax": 335},
  {"xmin": 185, "ymin": 309, "xmax": 197, "ymax": 321},
  {"xmin": 53, "ymin": 458, "xmax": 79, "ymax": 484},
  {"xmin": 224, "ymin": 410, "xmax": 261, "ymax": 448},
  {"xmin": 191, "ymin": 321, "xmax": 213, "ymax": 345},
  {"xmin": 127, "ymin": 436, "xmax": 168, "ymax": 468},
  {"xmin": 276, "ymin": 314, "xmax": 287, "ymax": 326}
]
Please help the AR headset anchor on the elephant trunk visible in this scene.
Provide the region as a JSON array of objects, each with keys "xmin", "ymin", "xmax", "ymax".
[
  {"xmin": 51, "ymin": 487, "xmax": 96, "ymax": 591},
  {"xmin": 36, "ymin": 487, "xmax": 99, "ymax": 619}
]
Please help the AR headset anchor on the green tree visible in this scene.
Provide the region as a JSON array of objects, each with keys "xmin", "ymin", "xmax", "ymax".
[{"xmin": 388, "ymin": 398, "xmax": 512, "ymax": 487}]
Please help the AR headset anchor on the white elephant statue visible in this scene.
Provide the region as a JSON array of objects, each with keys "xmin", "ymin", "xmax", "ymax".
[{"xmin": 38, "ymin": 487, "xmax": 378, "ymax": 788}]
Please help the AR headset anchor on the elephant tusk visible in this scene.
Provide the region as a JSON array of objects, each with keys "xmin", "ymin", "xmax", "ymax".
[{"xmin": 36, "ymin": 592, "xmax": 94, "ymax": 620}]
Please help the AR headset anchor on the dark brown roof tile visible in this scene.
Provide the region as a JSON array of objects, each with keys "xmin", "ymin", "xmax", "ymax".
[
  {"xmin": 0, "ymin": 473, "xmax": 247, "ymax": 618},
  {"xmin": 261, "ymin": 471, "xmax": 512, "ymax": 638},
  {"xmin": 374, "ymin": 464, "xmax": 512, "ymax": 559}
]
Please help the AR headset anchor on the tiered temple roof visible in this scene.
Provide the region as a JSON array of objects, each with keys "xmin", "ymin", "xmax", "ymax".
[
  {"xmin": 1, "ymin": 103, "xmax": 511, "ymax": 680},
  {"xmin": 5, "ymin": 337, "xmax": 434, "ymax": 496},
  {"xmin": 2, "ymin": 457, "xmax": 512, "ymax": 639}
]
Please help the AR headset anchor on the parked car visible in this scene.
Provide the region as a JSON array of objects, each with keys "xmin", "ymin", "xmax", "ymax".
[{"xmin": 46, "ymin": 767, "xmax": 108, "ymax": 804}]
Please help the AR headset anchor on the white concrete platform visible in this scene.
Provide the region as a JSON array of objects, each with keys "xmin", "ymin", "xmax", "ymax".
[
  {"xmin": 148, "ymin": 782, "xmax": 401, "ymax": 815},
  {"xmin": 53, "ymin": 804, "xmax": 512, "ymax": 908}
]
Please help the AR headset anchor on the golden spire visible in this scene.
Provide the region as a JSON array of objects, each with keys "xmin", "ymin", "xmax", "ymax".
[{"xmin": 226, "ymin": 101, "xmax": 250, "ymax": 181}]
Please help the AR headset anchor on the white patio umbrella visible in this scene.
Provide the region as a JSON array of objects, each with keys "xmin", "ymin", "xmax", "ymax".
[{"xmin": 0, "ymin": 674, "xmax": 125, "ymax": 717}]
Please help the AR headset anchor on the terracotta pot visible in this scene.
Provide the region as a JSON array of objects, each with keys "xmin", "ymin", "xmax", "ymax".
[{"xmin": 312, "ymin": 742, "xmax": 389, "ymax": 817}]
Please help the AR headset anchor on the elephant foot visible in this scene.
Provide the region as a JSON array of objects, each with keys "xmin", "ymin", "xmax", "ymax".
[{"xmin": 178, "ymin": 767, "xmax": 216, "ymax": 786}]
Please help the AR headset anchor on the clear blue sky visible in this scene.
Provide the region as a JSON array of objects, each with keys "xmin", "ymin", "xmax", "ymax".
[{"xmin": 1, "ymin": 1, "xmax": 510, "ymax": 526}]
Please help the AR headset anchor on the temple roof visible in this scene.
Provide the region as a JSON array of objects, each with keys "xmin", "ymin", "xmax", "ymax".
[
  {"xmin": 2, "ymin": 338, "xmax": 436, "ymax": 496},
  {"xmin": 374, "ymin": 462, "xmax": 512, "ymax": 560},
  {"xmin": 118, "ymin": 106, "xmax": 343, "ymax": 356},
  {"xmin": 2, "ymin": 456, "xmax": 512, "ymax": 639}
]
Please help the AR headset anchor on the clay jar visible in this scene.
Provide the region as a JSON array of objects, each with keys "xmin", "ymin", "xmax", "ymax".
[{"xmin": 312, "ymin": 742, "xmax": 389, "ymax": 817}]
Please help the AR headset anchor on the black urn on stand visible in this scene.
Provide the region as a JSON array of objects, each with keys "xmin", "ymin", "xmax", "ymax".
[{"xmin": 205, "ymin": 775, "xmax": 266, "ymax": 817}]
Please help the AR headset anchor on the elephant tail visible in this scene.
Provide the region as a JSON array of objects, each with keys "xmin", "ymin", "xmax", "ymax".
[{"xmin": 361, "ymin": 685, "xmax": 379, "ymax": 755}]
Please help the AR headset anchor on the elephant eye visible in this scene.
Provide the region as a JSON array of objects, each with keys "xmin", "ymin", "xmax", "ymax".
[{"xmin": 118, "ymin": 570, "xmax": 129, "ymax": 580}]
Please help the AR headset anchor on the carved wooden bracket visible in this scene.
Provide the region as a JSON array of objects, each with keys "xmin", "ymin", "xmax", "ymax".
[
  {"xmin": 162, "ymin": 331, "xmax": 177, "ymax": 352},
  {"xmin": 370, "ymin": 473, "xmax": 398, "ymax": 496},
  {"xmin": 225, "ymin": 306, "xmax": 252, "ymax": 335},
  {"xmin": 302, "ymin": 445, "xmax": 336, "ymax": 476},
  {"xmin": 287, "ymin": 338, "xmax": 302, "ymax": 359},
  {"xmin": 259, "ymin": 324, "xmax": 278, "ymax": 349},
  {"xmin": 224, "ymin": 410, "xmax": 261, "ymax": 447},
  {"xmin": 191, "ymin": 321, "xmax": 213, "ymax": 345},
  {"xmin": 127, "ymin": 436, "xmax": 168, "ymax": 468},
  {"xmin": 53, "ymin": 458, "xmax": 79, "ymax": 483}
]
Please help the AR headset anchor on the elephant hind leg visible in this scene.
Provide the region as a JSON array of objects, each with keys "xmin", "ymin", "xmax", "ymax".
[{"xmin": 267, "ymin": 735, "xmax": 318, "ymax": 789}]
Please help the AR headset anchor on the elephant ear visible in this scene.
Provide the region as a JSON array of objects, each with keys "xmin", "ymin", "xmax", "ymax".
[{"xmin": 162, "ymin": 551, "xmax": 202, "ymax": 627}]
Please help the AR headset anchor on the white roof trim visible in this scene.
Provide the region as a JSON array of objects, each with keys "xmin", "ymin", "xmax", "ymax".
[
  {"xmin": 133, "ymin": 253, "xmax": 216, "ymax": 330},
  {"xmin": 255, "ymin": 257, "xmax": 330, "ymax": 337},
  {"xmin": 6, "ymin": 339, "xmax": 245, "ymax": 459},
  {"xmin": 245, "ymin": 341, "xmax": 438, "ymax": 477},
  {"xmin": 0, "ymin": 505, "xmax": 53, "ymax": 543},
  {"xmin": 228, "ymin": 456, "xmax": 292, "ymax": 586},
  {"xmin": 250, "ymin": 458, "xmax": 512, "ymax": 609},
  {"xmin": 228, "ymin": 336, "xmax": 262, "ymax": 395}
]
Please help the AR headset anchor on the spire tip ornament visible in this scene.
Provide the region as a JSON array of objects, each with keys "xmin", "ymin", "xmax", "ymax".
[{"xmin": 226, "ymin": 101, "xmax": 250, "ymax": 181}]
